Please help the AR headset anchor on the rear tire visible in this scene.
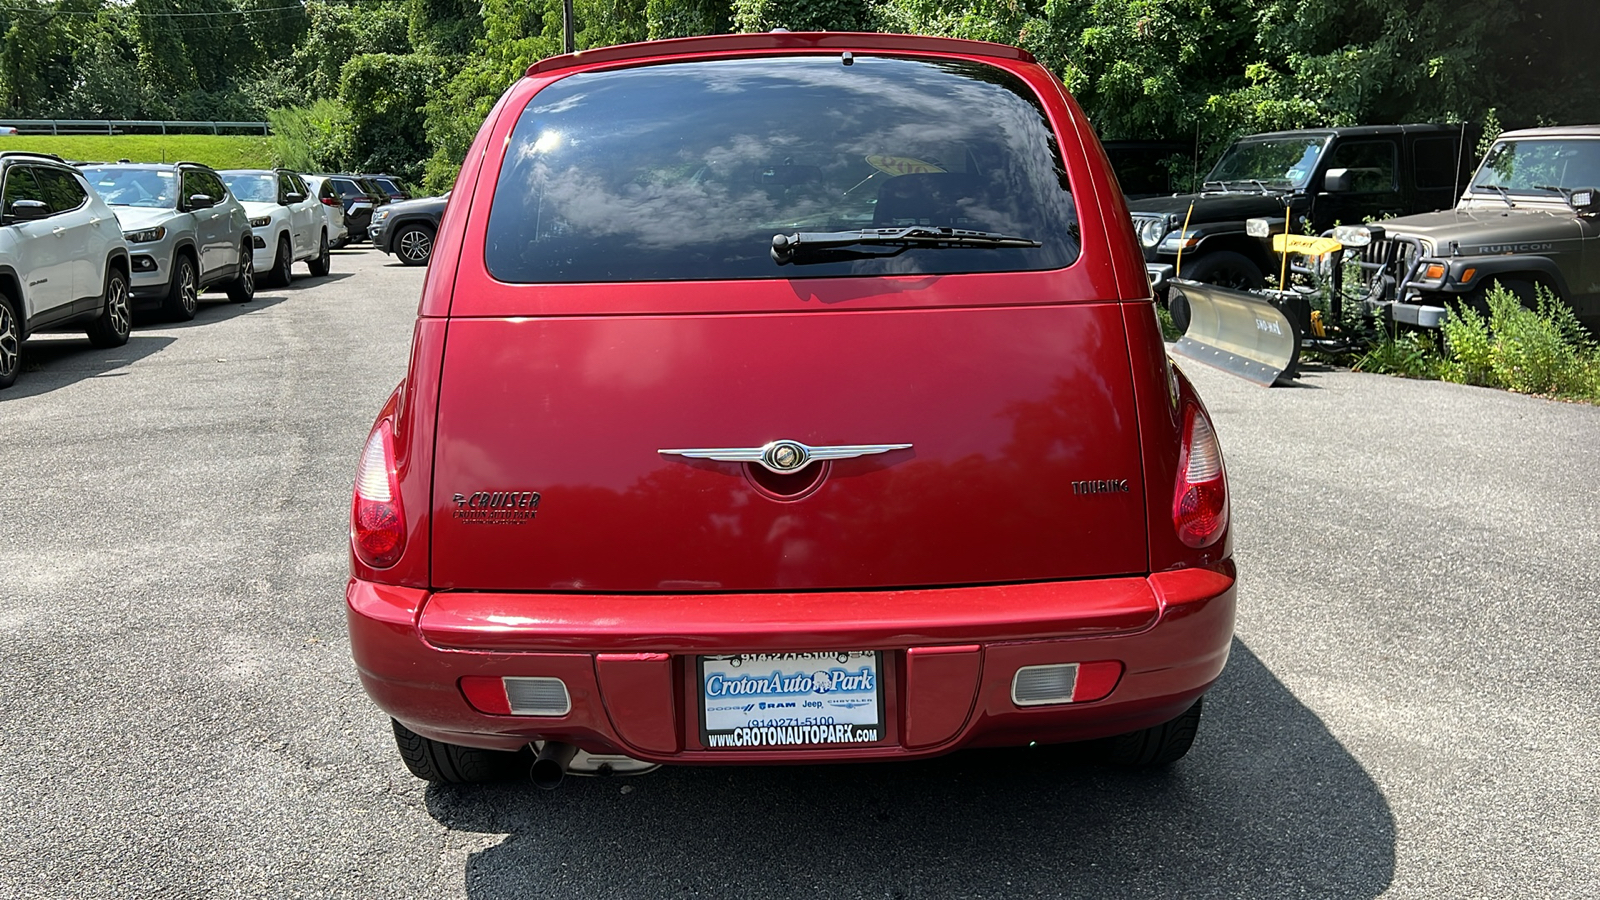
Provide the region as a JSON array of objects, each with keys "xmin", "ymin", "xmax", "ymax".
[
  {"xmin": 0, "ymin": 291, "xmax": 20, "ymax": 389},
  {"xmin": 307, "ymin": 231, "xmax": 330, "ymax": 277},
  {"xmin": 1096, "ymin": 697, "xmax": 1203, "ymax": 767},
  {"xmin": 1182, "ymin": 251, "xmax": 1265, "ymax": 292},
  {"xmin": 163, "ymin": 252, "xmax": 198, "ymax": 321},
  {"xmin": 225, "ymin": 241, "xmax": 255, "ymax": 303},
  {"xmin": 87, "ymin": 266, "xmax": 131, "ymax": 348},
  {"xmin": 391, "ymin": 719, "xmax": 525, "ymax": 784}
]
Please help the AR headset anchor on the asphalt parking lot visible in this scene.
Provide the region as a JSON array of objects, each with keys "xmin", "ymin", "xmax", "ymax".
[{"xmin": 1, "ymin": 248, "xmax": 1596, "ymax": 898}]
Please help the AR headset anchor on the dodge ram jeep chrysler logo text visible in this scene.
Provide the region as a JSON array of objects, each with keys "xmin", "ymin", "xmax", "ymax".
[
  {"xmin": 1073, "ymin": 479, "xmax": 1130, "ymax": 495},
  {"xmin": 452, "ymin": 491, "xmax": 540, "ymax": 524}
]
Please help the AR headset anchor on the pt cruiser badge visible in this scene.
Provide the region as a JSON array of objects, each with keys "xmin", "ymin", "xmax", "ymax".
[
  {"xmin": 452, "ymin": 491, "xmax": 540, "ymax": 524},
  {"xmin": 659, "ymin": 440, "xmax": 912, "ymax": 474}
]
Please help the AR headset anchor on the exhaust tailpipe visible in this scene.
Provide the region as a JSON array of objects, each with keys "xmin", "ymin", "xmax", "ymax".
[{"xmin": 530, "ymin": 741, "xmax": 578, "ymax": 790}]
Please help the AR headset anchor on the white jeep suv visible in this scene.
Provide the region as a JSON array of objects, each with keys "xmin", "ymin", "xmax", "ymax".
[
  {"xmin": 220, "ymin": 169, "xmax": 330, "ymax": 286},
  {"xmin": 0, "ymin": 151, "xmax": 132, "ymax": 390},
  {"xmin": 78, "ymin": 161, "xmax": 254, "ymax": 320}
]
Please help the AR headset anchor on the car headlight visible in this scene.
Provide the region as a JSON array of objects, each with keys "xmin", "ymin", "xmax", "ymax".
[
  {"xmin": 122, "ymin": 226, "xmax": 166, "ymax": 243},
  {"xmin": 1158, "ymin": 229, "xmax": 1202, "ymax": 254},
  {"xmin": 1133, "ymin": 216, "xmax": 1167, "ymax": 248},
  {"xmin": 1332, "ymin": 225, "xmax": 1383, "ymax": 247},
  {"xmin": 249, "ymin": 215, "xmax": 273, "ymax": 228},
  {"xmin": 372, "ymin": 209, "xmax": 391, "ymax": 224}
]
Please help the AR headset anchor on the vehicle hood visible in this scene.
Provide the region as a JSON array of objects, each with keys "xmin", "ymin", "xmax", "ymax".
[
  {"xmin": 1128, "ymin": 191, "xmax": 1293, "ymax": 223},
  {"xmin": 108, "ymin": 206, "xmax": 180, "ymax": 231},
  {"xmin": 236, "ymin": 201, "xmax": 285, "ymax": 219},
  {"xmin": 1377, "ymin": 205, "xmax": 1583, "ymax": 253},
  {"xmin": 380, "ymin": 195, "xmax": 448, "ymax": 216}
]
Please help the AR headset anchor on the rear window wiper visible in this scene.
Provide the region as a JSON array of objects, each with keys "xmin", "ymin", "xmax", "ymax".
[{"xmin": 771, "ymin": 226, "xmax": 1041, "ymax": 265}]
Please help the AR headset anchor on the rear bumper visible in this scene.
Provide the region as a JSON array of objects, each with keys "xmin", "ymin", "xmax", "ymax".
[{"xmin": 348, "ymin": 565, "xmax": 1236, "ymax": 763}]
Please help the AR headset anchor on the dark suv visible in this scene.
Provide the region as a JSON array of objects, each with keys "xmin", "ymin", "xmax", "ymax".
[
  {"xmin": 318, "ymin": 175, "xmax": 384, "ymax": 242},
  {"xmin": 1129, "ymin": 125, "xmax": 1473, "ymax": 297}
]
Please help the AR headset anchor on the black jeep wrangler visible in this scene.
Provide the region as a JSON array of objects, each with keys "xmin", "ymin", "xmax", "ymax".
[
  {"xmin": 1337, "ymin": 125, "xmax": 1600, "ymax": 333},
  {"xmin": 1128, "ymin": 124, "xmax": 1472, "ymax": 298}
]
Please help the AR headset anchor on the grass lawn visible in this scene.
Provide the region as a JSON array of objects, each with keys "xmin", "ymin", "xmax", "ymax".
[{"xmin": 0, "ymin": 134, "xmax": 274, "ymax": 169}]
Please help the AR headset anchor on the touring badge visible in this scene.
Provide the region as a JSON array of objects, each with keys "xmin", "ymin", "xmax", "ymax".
[{"xmin": 452, "ymin": 490, "xmax": 540, "ymax": 525}]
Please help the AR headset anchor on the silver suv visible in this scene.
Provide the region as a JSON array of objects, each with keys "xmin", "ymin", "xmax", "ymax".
[
  {"xmin": 0, "ymin": 152, "xmax": 132, "ymax": 390},
  {"xmin": 78, "ymin": 162, "xmax": 254, "ymax": 320}
]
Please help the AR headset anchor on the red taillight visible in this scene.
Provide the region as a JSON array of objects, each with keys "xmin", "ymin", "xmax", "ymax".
[
  {"xmin": 352, "ymin": 422, "xmax": 406, "ymax": 568},
  {"xmin": 1173, "ymin": 406, "xmax": 1228, "ymax": 548},
  {"xmin": 321, "ymin": 197, "xmax": 339, "ymax": 206}
]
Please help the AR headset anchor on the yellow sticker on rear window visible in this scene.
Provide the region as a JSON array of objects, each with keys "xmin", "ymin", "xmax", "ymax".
[{"xmin": 865, "ymin": 155, "xmax": 947, "ymax": 176}]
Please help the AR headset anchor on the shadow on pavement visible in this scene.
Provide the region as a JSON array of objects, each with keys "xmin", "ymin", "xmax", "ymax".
[
  {"xmin": 278, "ymin": 271, "xmax": 356, "ymax": 291},
  {"xmin": 133, "ymin": 292, "xmax": 288, "ymax": 330},
  {"xmin": 3, "ymin": 333, "xmax": 175, "ymax": 400},
  {"xmin": 424, "ymin": 640, "xmax": 1395, "ymax": 899}
]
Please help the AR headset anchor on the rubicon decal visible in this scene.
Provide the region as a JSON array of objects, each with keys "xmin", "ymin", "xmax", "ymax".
[{"xmin": 451, "ymin": 491, "xmax": 541, "ymax": 524}]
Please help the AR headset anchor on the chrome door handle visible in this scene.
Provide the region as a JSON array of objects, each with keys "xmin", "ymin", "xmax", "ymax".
[{"xmin": 51, "ymin": 226, "xmax": 65, "ymax": 235}]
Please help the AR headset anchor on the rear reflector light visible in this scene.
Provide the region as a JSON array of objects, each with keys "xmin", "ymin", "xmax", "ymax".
[
  {"xmin": 505, "ymin": 677, "xmax": 571, "ymax": 716},
  {"xmin": 460, "ymin": 676, "xmax": 571, "ymax": 716},
  {"xmin": 459, "ymin": 676, "xmax": 511, "ymax": 714},
  {"xmin": 351, "ymin": 421, "xmax": 405, "ymax": 568},
  {"xmin": 1011, "ymin": 661, "xmax": 1124, "ymax": 706},
  {"xmin": 1013, "ymin": 664, "xmax": 1077, "ymax": 706},
  {"xmin": 1173, "ymin": 406, "xmax": 1229, "ymax": 548}
]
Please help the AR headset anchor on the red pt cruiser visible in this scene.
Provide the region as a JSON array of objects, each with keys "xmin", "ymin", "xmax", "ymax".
[{"xmin": 347, "ymin": 32, "xmax": 1235, "ymax": 788}]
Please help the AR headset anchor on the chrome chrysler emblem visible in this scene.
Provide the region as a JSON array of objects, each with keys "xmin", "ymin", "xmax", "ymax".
[{"xmin": 659, "ymin": 440, "xmax": 912, "ymax": 474}]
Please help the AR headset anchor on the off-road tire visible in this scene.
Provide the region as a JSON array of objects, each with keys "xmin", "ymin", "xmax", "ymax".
[
  {"xmin": 391, "ymin": 719, "xmax": 524, "ymax": 784},
  {"xmin": 1096, "ymin": 697, "xmax": 1203, "ymax": 768},
  {"xmin": 225, "ymin": 241, "xmax": 255, "ymax": 303},
  {"xmin": 269, "ymin": 236, "xmax": 294, "ymax": 288},
  {"xmin": 163, "ymin": 252, "xmax": 199, "ymax": 321},
  {"xmin": 1182, "ymin": 251, "xmax": 1265, "ymax": 292},
  {"xmin": 395, "ymin": 224, "xmax": 435, "ymax": 267},
  {"xmin": 307, "ymin": 231, "xmax": 330, "ymax": 277},
  {"xmin": 86, "ymin": 266, "xmax": 132, "ymax": 348},
  {"xmin": 0, "ymin": 291, "xmax": 20, "ymax": 389}
]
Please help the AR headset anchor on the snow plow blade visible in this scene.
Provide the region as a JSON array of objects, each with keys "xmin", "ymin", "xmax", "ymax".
[{"xmin": 1168, "ymin": 279, "xmax": 1302, "ymax": 387}]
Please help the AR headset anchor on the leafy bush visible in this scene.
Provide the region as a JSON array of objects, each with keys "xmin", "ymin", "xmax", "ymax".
[
  {"xmin": 1354, "ymin": 330, "xmax": 1441, "ymax": 379},
  {"xmin": 268, "ymin": 99, "xmax": 350, "ymax": 173},
  {"xmin": 1438, "ymin": 303, "xmax": 1495, "ymax": 386},
  {"xmin": 1436, "ymin": 284, "xmax": 1600, "ymax": 400}
]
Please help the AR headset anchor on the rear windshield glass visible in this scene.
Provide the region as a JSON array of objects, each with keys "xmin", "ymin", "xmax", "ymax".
[{"xmin": 485, "ymin": 56, "xmax": 1079, "ymax": 283}]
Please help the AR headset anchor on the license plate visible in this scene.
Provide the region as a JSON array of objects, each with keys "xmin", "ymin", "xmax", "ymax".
[{"xmin": 699, "ymin": 651, "xmax": 884, "ymax": 749}]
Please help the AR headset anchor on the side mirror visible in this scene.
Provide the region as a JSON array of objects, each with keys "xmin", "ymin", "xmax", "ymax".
[
  {"xmin": 187, "ymin": 193, "xmax": 216, "ymax": 210},
  {"xmin": 1322, "ymin": 168, "xmax": 1352, "ymax": 193},
  {"xmin": 3, "ymin": 199, "xmax": 50, "ymax": 223},
  {"xmin": 282, "ymin": 192, "xmax": 305, "ymax": 205}
]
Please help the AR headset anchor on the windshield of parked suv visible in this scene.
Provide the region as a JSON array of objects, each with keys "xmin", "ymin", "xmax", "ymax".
[
  {"xmin": 1472, "ymin": 139, "xmax": 1600, "ymax": 195},
  {"xmin": 1205, "ymin": 136, "xmax": 1329, "ymax": 190},
  {"xmin": 485, "ymin": 56, "xmax": 1079, "ymax": 282},
  {"xmin": 80, "ymin": 166, "xmax": 177, "ymax": 208},
  {"xmin": 222, "ymin": 173, "xmax": 277, "ymax": 203}
]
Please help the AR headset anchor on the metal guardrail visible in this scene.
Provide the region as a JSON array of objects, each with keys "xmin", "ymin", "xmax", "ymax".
[{"xmin": 0, "ymin": 119, "xmax": 271, "ymax": 136}]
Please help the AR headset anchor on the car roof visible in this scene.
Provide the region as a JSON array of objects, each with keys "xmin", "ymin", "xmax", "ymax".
[
  {"xmin": 1496, "ymin": 125, "xmax": 1600, "ymax": 140},
  {"xmin": 524, "ymin": 31, "xmax": 1034, "ymax": 77},
  {"xmin": 1232, "ymin": 124, "xmax": 1465, "ymax": 142}
]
